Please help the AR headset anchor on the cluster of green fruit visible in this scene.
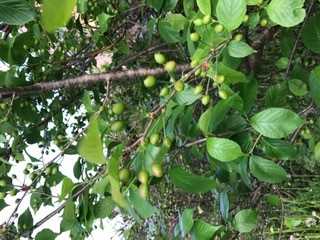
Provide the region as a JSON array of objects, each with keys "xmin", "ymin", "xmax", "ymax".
[
  {"xmin": 118, "ymin": 133, "xmax": 172, "ymax": 199},
  {"xmin": 118, "ymin": 163, "xmax": 164, "ymax": 200},
  {"xmin": 110, "ymin": 102, "xmax": 126, "ymax": 132},
  {"xmin": 143, "ymin": 53, "xmax": 177, "ymax": 93}
]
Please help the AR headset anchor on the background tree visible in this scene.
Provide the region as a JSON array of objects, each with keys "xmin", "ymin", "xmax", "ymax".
[{"xmin": 0, "ymin": 0, "xmax": 320, "ymax": 239}]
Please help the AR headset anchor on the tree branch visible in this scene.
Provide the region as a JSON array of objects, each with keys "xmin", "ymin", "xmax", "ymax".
[{"xmin": 0, "ymin": 64, "xmax": 190, "ymax": 99}]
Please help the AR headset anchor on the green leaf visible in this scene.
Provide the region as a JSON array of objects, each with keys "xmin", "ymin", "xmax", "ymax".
[
  {"xmin": 246, "ymin": 0, "xmax": 262, "ymax": 5},
  {"xmin": 0, "ymin": 0, "xmax": 35, "ymax": 25},
  {"xmin": 128, "ymin": 188, "xmax": 158, "ymax": 219},
  {"xmin": 183, "ymin": 0, "xmax": 194, "ymax": 17},
  {"xmin": 284, "ymin": 217, "xmax": 302, "ymax": 229},
  {"xmin": 233, "ymin": 209, "xmax": 257, "ymax": 233},
  {"xmin": 239, "ymin": 76, "xmax": 258, "ymax": 113},
  {"xmin": 175, "ymin": 85, "xmax": 201, "ymax": 105},
  {"xmin": 216, "ymin": 0, "xmax": 247, "ymax": 31},
  {"xmin": 196, "ymin": 0, "xmax": 211, "ymax": 16},
  {"xmin": 249, "ymin": 155, "xmax": 288, "ymax": 183},
  {"xmin": 146, "ymin": 0, "xmax": 164, "ymax": 12},
  {"xmin": 314, "ymin": 142, "xmax": 320, "ymax": 161},
  {"xmin": 266, "ymin": 0, "xmax": 306, "ymax": 28},
  {"xmin": 191, "ymin": 220, "xmax": 222, "ymax": 240},
  {"xmin": 208, "ymin": 63, "xmax": 248, "ymax": 85},
  {"xmin": 41, "ymin": 0, "xmax": 77, "ymax": 32},
  {"xmin": 18, "ymin": 208, "xmax": 33, "ymax": 232},
  {"xmin": 219, "ymin": 191, "xmax": 229, "ymax": 221},
  {"xmin": 250, "ymin": 108, "xmax": 304, "ymax": 139},
  {"xmin": 288, "ymin": 79, "xmax": 308, "ymax": 96},
  {"xmin": 207, "ymin": 137, "xmax": 243, "ymax": 162},
  {"xmin": 93, "ymin": 197, "xmax": 114, "ymax": 219},
  {"xmin": 165, "ymin": 13, "xmax": 187, "ymax": 31},
  {"xmin": 60, "ymin": 177, "xmax": 74, "ymax": 200},
  {"xmin": 108, "ymin": 144, "xmax": 128, "ymax": 209},
  {"xmin": 228, "ymin": 40, "xmax": 256, "ymax": 58},
  {"xmin": 35, "ymin": 229, "xmax": 57, "ymax": 240},
  {"xmin": 265, "ymin": 83, "xmax": 288, "ymax": 107},
  {"xmin": 91, "ymin": 176, "xmax": 109, "ymax": 195},
  {"xmin": 179, "ymin": 209, "xmax": 194, "ymax": 237},
  {"xmin": 98, "ymin": 13, "xmax": 112, "ymax": 33},
  {"xmin": 158, "ymin": 20, "xmax": 182, "ymax": 43},
  {"xmin": 309, "ymin": 66, "xmax": 320, "ymax": 107},
  {"xmin": 262, "ymin": 138, "xmax": 298, "ymax": 161},
  {"xmin": 302, "ymin": 14, "xmax": 320, "ymax": 53},
  {"xmin": 169, "ymin": 167, "xmax": 216, "ymax": 193},
  {"xmin": 198, "ymin": 94, "xmax": 242, "ymax": 135},
  {"xmin": 60, "ymin": 200, "xmax": 76, "ymax": 232},
  {"xmin": 78, "ymin": 117, "xmax": 106, "ymax": 165}
]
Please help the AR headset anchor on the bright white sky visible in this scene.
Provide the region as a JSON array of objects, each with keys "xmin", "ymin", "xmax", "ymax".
[
  {"xmin": 1, "ymin": 144, "xmax": 127, "ymax": 239},
  {"xmin": 0, "ymin": 61, "xmax": 127, "ymax": 239}
]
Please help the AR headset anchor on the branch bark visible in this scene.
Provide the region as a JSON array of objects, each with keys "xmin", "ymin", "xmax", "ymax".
[{"xmin": 0, "ymin": 64, "xmax": 190, "ymax": 99}]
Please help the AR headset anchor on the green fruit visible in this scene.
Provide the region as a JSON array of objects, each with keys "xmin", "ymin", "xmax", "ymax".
[
  {"xmin": 201, "ymin": 95, "xmax": 210, "ymax": 106},
  {"xmin": 193, "ymin": 18, "xmax": 203, "ymax": 26},
  {"xmin": 194, "ymin": 84, "xmax": 203, "ymax": 94},
  {"xmin": 138, "ymin": 184, "xmax": 148, "ymax": 199},
  {"xmin": 216, "ymin": 75, "xmax": 225, "ymax": 84},
  {"xmin": 154, "ymin": 52, "xmax": 166, "ymax": 64},
  {"xmin": 218, "ymin": 90, "xmax": 228, "ymax": 99},
  {"xmin": 23, "ymin": 169, "xmax": 30, "ymax": 175},
  {"xmin": 112, "ymin": 103, "xmax": 125, "ymax": 115},
  {"xmin": 164, "ymin": 61, "xmax": 176, "ymax": 73},
  {"xmin": 190, "ymin": 60, "xmax": 199, "ymax": 68},
  {"xmin": 0, "ymin": 180, "xmax": 6, "ymax": 187},
  {"xmin": 243, "ymin": 15, "xmax": 249, "ymax": 23},
  {"xmin": 138, "ymin": 170, "xmax": 149, "ymax": 184},
  {"xmin": 190, "ymin": 32, "xmax": 200, "ymax": 42},
  {"xmin": 163, "ymin": 138, "xmax": 172, "ymax": 148},
  {"xmin": 150, "ymin": 133, "xmax": 160, "ymax": 145},
  {"xmin": 260, "ymin": 19, "xmax": 268, "ymax": 27},
  {"xmin": 214, "ymin": 24, "xmax": 224, "ymax": 33},
  {"xmin": 119, "ymin": 168, "xmax": 130, "ymax": 183},
  {"xmin": 111, "ymin": 120, "xmax": 125, "ymax": 132},
  {"xmin": 202, "ymin": 15, "xmax": 211, "ymax": 24},
  {"xmin": 160, "ymin": 87, "xmax": 170, "ymax": 97},
  {"xmin": 234, "ymin": 33, "xmax": 243, "ymax": 42},
  {"xmin": 144, "ymin": 76, "xmax": 157, "ymax": 88},
  {"xmin": 151, "ymin": 163, "xmax": 163, "ymax": 178},
  {"xmin": 174, "ymin": 80, "xmax": 184, "ymax": 92},
  {"xmin": 10, "ymin": 189, "xmax": 18, "ymax": 196},
  {"xmin": 51, "ymin": 166, "xmax": 58, "ymax": 175}
]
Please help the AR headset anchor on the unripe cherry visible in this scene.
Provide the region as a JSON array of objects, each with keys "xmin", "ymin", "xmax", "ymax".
[
  {"xmin": 138, "ymin": 170, "xmax": 149, "ymax": 184},
  {"xmin": 190, "ymin": 32, "xmax": 200, "ymax": 42},
  {"xmin": 201, "ymin": 95, "xmax": 210, "ymax": 105},
  {"xmin": 164, "ymin": 61, "xmax": 176, "ymax": 73},
  {"xmin": 214, "ymin": 24, "xmax": 224, "ymax": 33},
  {"xmin": 174, "ymin": 80, "xmax": 184, "ymax": 92},
  {"xmin": 144, "ymin": 76, "xmax": 157, "ymax": 88},
  {"xmin": 154, "ymin": 52, "xmax": 166, "ymax": 64}
]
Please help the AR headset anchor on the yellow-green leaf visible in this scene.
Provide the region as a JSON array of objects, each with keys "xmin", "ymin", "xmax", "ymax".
[
  {"xmin": 41, "ymin": 0, "xmax": 76, "ymax": 32},
  {"xmin": 78, "ymin": 117, "xmax": 106, "ymax": 165}
]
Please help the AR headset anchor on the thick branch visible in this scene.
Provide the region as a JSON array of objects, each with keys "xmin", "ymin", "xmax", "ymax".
[{"xmin": 0, "ymin": 64, "xmax": 190, "ymax": 99}]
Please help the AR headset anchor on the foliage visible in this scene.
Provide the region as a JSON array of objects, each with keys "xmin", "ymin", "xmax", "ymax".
[{"xmin": 0, "ymin": 0, "xmax": 319, "ymax": 239}]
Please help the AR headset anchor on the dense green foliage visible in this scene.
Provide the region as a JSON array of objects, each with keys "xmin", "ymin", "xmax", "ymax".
[{"xmin": 0, "ymin": 0, "xmax": 320, "ymax": 239}]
